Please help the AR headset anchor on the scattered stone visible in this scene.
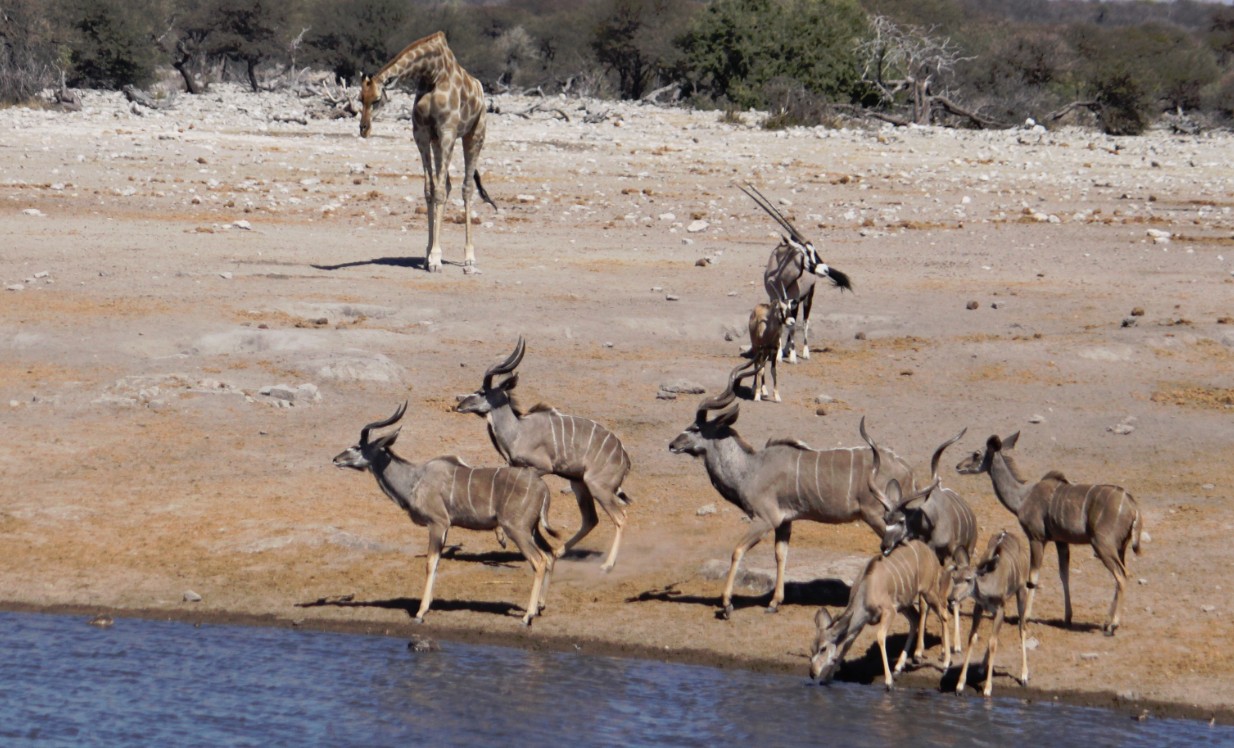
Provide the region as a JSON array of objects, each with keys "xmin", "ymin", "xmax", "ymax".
[
  {"xmin": 966, "ymin": 300, "xmax": 979, "ymax": 310},
  {"xmin": 660, "ymin": 381, "xmax": 706, "ymax": 395},
  {"xmin": 814, "ymin": 394, "xmax": 835, "ymax": 405},
  {"xmin": 1202, "ymin": 605, "xmax": 1217, "ymax": 613},
  {"xmin": 854, "ymin": 331, "xmax": 867, "ymax": 340},
  {"xmin": 686, "ymin": 220, "xmax": 709, "ymax": 233},
  {"xmin": 231, "ymin": 220, "xmax": 252, "ymax": 230},
  {"xmin": 6, "ymin": 284, "xmax": 24, "ymax": 292},
  {"xmin": 1130, "ymin": 307, "xmax": 1145, "ymax": 317},
  {"xmin": 183, "ymin": 590, "xmax": 203, "ymax": 603},
  {"xmin": 1121, "ymin": 317, "xmax": 1137, "ymax": 328},
  {"xmin": 696, "ymin": 503, "xmax": 717, "ymax": 517},
  {"xmin": 1138, "ymin": 578, "xmax": 1148, "ymax": 585},
  {"xmin": 1202, "ymin": 483, "xmax": 1215, "ymax": 491},
  {"xmin": 815, "ymin": 406, "xmax": 827, "ymax": 416},
  {"xmin": 1146, "ymin": 228, "xmax": 1171, "ymax": 244},
  {"xmin": 695, "ymin": 257, "xmax": 711, "ymax": 267},
  {"xmin": 87, "ymin": 614, "xmax": 114, "ymax": 628},
  {"xmin": 665, "ymin": 294, "xmax": 680, "ymax": 301},
  {"xmin": 1028, "ymin": 414, "xmax": 1045, "ymax": 424},
  {"xmin": 219, "ymin": 271, "xmax": 233, "ymax": 280},
  {"xmin": 408, "ymin": 635, "xmax": 439, "ymax": 653},
  {"xmin": 1025, "ymin": 637, "xmax": 1039, "ymax": 650},
  {"xmin": 22, "ymin": 208, "xmax": 44, "ymax": 217},
  {"xmin": 1080, "ymin": 652, "xmax": 1100, "ymax": 661},
  {"xmin": 655, "ymin": 390, "xmax": 677, "ymax": 400}
]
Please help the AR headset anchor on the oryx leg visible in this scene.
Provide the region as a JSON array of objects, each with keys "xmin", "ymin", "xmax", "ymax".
[
  {"xmin": 798, "ymin": 287, "xmax": 815, "ymax": 361},
  {"xmin": 721, "ymin": 516, "xmax": 773, "ymax": 619},
  {"xmin": 415, "ymin": 523, "xmax": 449, "ymax": 622}
]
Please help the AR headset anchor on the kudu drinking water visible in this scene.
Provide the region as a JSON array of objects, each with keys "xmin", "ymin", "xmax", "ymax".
[
  {"xmin": 456, "ymin": 337, "xmax": 633, "ymax": 572},
  {"xmin": 948, "ymin": 530, "xmax": 1031, "ymax": 697},
  {"xmin": 956, "ymin": 432, "xmax": 1143, "ymax": 635},
  {"xmin": 863, "ymin": 421, "xmax": 977, "ymax": 652},
  {"xmin": 333, "ymin": 402, "xmax": 561, "ymax": 625},
  {"xmin": 668, "ymin": 369, "xmax": 915, "ymax": 619},
  {"xmin": 809, "ymin": 538, "xmax": 950, "ymax": 690},
  {"xmin": 739, "ymin": 183, "xmax": 852, "ymax": 364}
]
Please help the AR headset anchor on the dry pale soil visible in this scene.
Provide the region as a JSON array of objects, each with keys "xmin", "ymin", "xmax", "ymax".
[{"xmin": 2, "ymin": 85, "xmax": 1233, "ymax": 723}]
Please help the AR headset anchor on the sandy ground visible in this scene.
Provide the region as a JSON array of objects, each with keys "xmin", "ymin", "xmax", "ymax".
[{"xmin": 2, "ymin": 85, "xmax": 1233, "ymax": 724}]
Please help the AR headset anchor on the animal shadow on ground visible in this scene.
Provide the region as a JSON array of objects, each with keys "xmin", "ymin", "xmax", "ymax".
[
  {"xmin": 625, "ymin": 577, "xmax": 851, "ymax": 616},
  {"xmin": 311, "ymin": 256, "xmax": 428, "ymax": 271},
  {"xmin": 1032, "ymin": 616, "xmax": 1103, "ymax": 634},
  {"xmin": 295, "ymin": 594, "xmax": 522, "ymax": 621},
  {"xmin": 823, "ymin": 631, "xmax": 951, "ymax": 686}
]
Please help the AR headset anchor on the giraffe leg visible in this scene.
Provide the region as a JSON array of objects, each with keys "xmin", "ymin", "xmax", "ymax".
[
  {"xmin": 426, "ymin": 138, "xmax": 451, "ymax": 272},
  {"xmin": 414, "ymin": 128, "xmax": 441, "ymax": 272},
  {"xmin": 460, "ymin": 124, "xmax": 487, "ymax": 274}
]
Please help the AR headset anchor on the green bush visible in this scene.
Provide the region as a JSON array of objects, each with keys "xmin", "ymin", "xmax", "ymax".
[{"xmin": 57, "ymin": 0, "xmax": 161, "ymax": 89}]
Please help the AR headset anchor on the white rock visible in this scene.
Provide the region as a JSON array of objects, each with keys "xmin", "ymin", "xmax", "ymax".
[
  {"xmin": 231, "ymin": 220, "xmax": 252, "ymax": 230},
  {"xmin": 22, "ymin": 208, "xmax": 44, "ymax": 217},
  {"xmin": 686, "ymin": 220, "xmax": 709, "ymax": 233},
  {"xmin": 183, "ymin": 590, "xmax": 203, "ymax": 602}
]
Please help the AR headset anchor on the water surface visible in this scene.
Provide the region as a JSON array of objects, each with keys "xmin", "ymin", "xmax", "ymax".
[{"xmin": 0, "ymin": 611, "xmax": 1227, "ymax": 746}]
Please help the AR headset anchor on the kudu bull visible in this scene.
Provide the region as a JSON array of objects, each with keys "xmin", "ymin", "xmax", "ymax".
[
  {"xmin": 740, "ymin": 183, "xmax": 852, "ymax": 364},
  {"xmin": 333, "ymin": 402, "xmax": 561, "ymax": 625},
  {"xmin": 456, "ymin": 337, "xmax": 633, "ymax": 572},
  {"xmin": 863, "ymin": 421, "xmax": 977, "ymax": 652},
  {"xmin": 668, "ymin": 369, "xmax": 915, "ymax": 619},
  {"xmin": 956, "ymin": 432, "xmax": 1143, "ymax": 635}
]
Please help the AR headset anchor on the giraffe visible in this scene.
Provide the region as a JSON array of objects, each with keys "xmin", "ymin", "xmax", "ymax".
[{"xmin": 359, "ymin": 32, "xmax": 496, "ymax": 274}]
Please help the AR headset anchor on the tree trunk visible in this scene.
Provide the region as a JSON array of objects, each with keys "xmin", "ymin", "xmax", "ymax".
[{"xmin": 246, "ymin": 58, "xmax": 260, "ymax": 92}]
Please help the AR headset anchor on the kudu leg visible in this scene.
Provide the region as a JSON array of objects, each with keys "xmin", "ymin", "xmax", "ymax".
[
  {"xmin": 982, "ymin": 609, "xmax": 1006, "ymax": 697},
  {"xmin": 559, "ymin": 480, "xmax": 600, "ymax": 559},
  {"xmin": 1093, "ymin": 540, "xmax": 1128, "ymax": 635},
  {"xmin": 956, "ymin": 607, "xmax": 986, "ymax": 695},
  {"xmin": 879, "ymin": 613, "xmax": 899, "ymax": 690},
  {"xmin": 1056, "ymin": 543, "xmax": 1072, "ymax": 627},
  {"xmin": 1023, "ymin": 538, "xmax": 1046, "ymax": 623},
  {"xmin": 415, "ymin": 524, "xmax": 449, "ymax": 622},
  {"xmin": 1016, "ymin": 588, "xmax": 1030, "ymax": 686},
  {"xmin": 503, "ymin": 523, "xmax": 548, "ymax": 625},
  {"xmin": 720, "ymin": 517, "xmax": 773, "ymax": 619},
  {"xmin": 767, "ymin": 523, "xmax": 792, "ymax": 613},
  {"xmin": 588, "ymin": 479, "xmax": 628, "ymax": 573}
]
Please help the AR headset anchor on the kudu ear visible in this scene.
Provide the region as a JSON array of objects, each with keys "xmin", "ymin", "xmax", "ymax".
[
  {"xmin": 1002, "ymin": 431, "xmax": 1020, "ymax": 450},
  {"xmin": 712, "ymin": 403, "xmax": 740, "ymax": 428},
  {"xmin": 371, "ymin": 427, "xmax": 401, "ymax": 450},
  {"xmin": 885, "ymin": 479, "xmax": 903, "ymax": 505},
  {"xmin": 498, "ymin": 372, "xmax": 520, "ymax": 391},
  {"xmin": 814, "ymin": 607, "xmax": 833, "ymax": 629}
]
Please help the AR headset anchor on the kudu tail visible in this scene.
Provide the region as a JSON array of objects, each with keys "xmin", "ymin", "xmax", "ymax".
[
  {"xmin": 616, "ymin": 487, "xmax": 633, "ymax": 507},
  {"xmin": 1130, "ymin": 504, "xmax": 1143, "ymax": 556}
]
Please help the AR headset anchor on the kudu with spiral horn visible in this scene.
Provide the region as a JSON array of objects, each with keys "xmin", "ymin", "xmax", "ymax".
[
  {"xmin": 456, "ymin": 336, "xmax": 633, "ymax": 572},
  {"xmin": 865, "ymin": 421, "xmax": 978, "ymax": 653},
  {"xmin": 740, "ymin": 183, "xmax": 852, "ymax": 364},
  {"xmin": 333, "ymin": 402, "xmax": 561, "ymax": 625},
  {"xmin": 669, "ymin": 369, "xmax": 915, "ymax": 619}
]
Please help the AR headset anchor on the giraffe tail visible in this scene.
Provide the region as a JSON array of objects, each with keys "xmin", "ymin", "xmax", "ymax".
[{"xmin": 475, "ymin": 169, "xmax": 497, "ymax": 209}]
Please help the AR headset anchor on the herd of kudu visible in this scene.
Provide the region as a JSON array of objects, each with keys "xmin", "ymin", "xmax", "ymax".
[{"xmin": 333, "ymin": 183, "xmax": 1144, "ymax": 698}]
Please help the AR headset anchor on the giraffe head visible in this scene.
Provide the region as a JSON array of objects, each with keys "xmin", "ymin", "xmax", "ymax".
[{"xmin": 358, "ymin": 74, "xmax": 385, "ymax": 138}]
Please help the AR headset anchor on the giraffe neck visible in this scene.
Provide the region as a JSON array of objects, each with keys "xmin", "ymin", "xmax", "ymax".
[{"xmin": 376, "ymin": 32, "xmax": 457, "ymax": 90}]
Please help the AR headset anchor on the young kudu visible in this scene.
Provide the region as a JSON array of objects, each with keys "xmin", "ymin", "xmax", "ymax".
[
  {"xmin": 956, "ymin": 432, "xmax": 1143, "ymax": 635},
  {"xmin": 739, "ymin": 183, "xmax": 852, "ymax": 364},
  {"xmin": 948, "ymin": 530, "xmax": 1031, "ymax": 696},
  {"xmin": 333, "ymin": 402, "xmax": 560, "ymax": 625},
  {"xmin": 809, "ymin": 539, "xmax": 950, "ymax": 690},
  {"xmin": 739, "ymin": 288, "xmax": 794, "ymax": 402},
  {"xmin": 456, "ymin": 337, "xmax": 633, "ymax": 572},
  {"xmin": 668, "ymin": 369, "xmax": 915, "ymax": 619},
  {"xmin": 864, "ymin": 421, "xmax": 978, "ymax": 652}
]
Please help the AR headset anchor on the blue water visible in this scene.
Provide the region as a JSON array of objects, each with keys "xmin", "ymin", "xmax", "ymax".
[{"xmin": 0, "ymin": 611, "xmax": 1228, "ymax": 747}]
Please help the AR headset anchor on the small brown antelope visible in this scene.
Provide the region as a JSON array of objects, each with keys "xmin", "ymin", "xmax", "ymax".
[
  {"xmin": 740, "ymin": 183, "xmax": 852, "ymax": 364},
  {"xmin": 864, "ymin": 421, "xmax": 977, "ymax": 652},
  {"xmin": 956, "ymin": 432, "xmax": 1143, "ymax": 635},
  {"xmin": 333, "ymin": 402, "xmax": 561, "ymax": 626},
  {"xmin": 669, "ymin": 368, "xmax": 915, "ymax": 619},
  {"xmin": 741, "ymin": 290, "xmax": 794, "ymax": 402},
  {"xmin": 948, "ymin": 530, "xmax": 1031, "ymax": 697},
  {"xmin": 809, "ymin": 539, "xmax": 950, "ymax": 690},
  {"xmin": 456, "ymin": 337, "xmax": 633, "ymax": 572}
]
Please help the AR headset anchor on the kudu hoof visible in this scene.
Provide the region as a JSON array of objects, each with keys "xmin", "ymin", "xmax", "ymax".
[
  {"xmin": 717, "ymin": 604, "xmax": 734, "ymax": 621},
  {"xmin": 413, "ymin": 616, "xmax": 426, "ymax": 625},
  {"xmin": 764, "ymin": 604, "xmax": 780, "ymax": 615}
]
